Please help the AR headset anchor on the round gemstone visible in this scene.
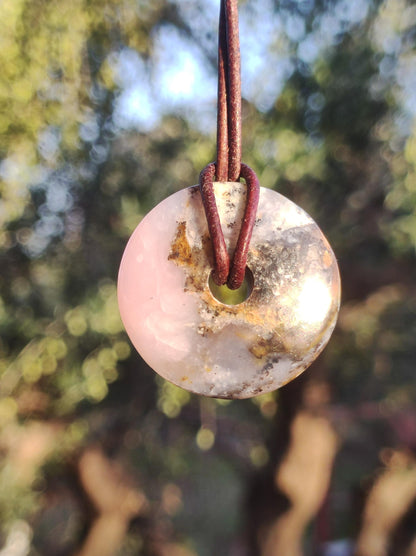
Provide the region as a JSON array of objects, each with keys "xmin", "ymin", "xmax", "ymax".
[{"xmin": 117, "ymin": 182, "xmax": 341, "ymax": 399}]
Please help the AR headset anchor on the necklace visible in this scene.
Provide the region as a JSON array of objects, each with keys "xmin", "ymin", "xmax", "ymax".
[{"xmin": 117, "ymin": 0, "xmax": 341, "ymax": 399}]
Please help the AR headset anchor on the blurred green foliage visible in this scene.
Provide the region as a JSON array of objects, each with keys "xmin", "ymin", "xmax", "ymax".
[{"xmin": 0, "ymin": 0, "xmax": 416, "ymax": 554}]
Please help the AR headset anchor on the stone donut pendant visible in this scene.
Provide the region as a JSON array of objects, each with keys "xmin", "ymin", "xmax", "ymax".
[{"xmin": 117, "ymin": 182, "xmax": 341, "ymax": 399}]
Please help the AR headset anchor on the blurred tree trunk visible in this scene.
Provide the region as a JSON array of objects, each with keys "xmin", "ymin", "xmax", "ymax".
[
  {"xmin": 74, "ymin": 447, "xmax": 148, "ymax": 556},
  {"xmin": 247, "ymin": 373, "xmax": 338, "ymax": 556},
  {"xmin": 355, "ymin": 450, "xmax": 416, "ymax": 556}
]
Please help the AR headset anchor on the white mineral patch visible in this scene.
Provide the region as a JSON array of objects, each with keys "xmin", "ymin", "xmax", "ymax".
[{"xmin": 118, "ymin": 182, "xmax": 341, "ymax": 399}]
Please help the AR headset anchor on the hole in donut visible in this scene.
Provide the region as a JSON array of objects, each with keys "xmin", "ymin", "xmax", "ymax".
[{"xmin": 208, "ymin": 267, "xmax": 253, "ymax": 306}]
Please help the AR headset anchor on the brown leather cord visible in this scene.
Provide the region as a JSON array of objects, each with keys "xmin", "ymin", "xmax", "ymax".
[
  {"xmin": 227, "ymin": 163, "xmax": 259, "ymax": 289},
  {"xmin": 216, "ymin": 0, "xmax": 229, "ymax": 182},
  {"xmin": 199, "ymin": 0, "xmax": 259, "ymax": 290},
  {"xmin": 199, "ymin": 162, "xmax": 230, "ymax": 285},
  {"xmin": 216, "ymin": 0, "xmax": 242, "ymax": 182},
  {"xmin": 199, "ymin": 160, "xmax": 259, "ymax": 290}
]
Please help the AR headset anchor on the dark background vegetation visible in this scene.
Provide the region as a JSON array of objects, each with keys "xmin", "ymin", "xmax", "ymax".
[{"xmin": 0, "ymin": 0, "xmax": 416, "ymax": 555}]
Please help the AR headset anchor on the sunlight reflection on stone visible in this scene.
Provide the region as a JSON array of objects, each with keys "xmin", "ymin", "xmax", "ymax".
[{"xmin": 297, "ymin": 277, "xmax": 332, "ymax": 326}]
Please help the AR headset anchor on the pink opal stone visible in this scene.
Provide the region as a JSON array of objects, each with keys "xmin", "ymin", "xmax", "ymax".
[{"xmin": 117, "ymin": 182, "xmax": 341, "ymax": 399}]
